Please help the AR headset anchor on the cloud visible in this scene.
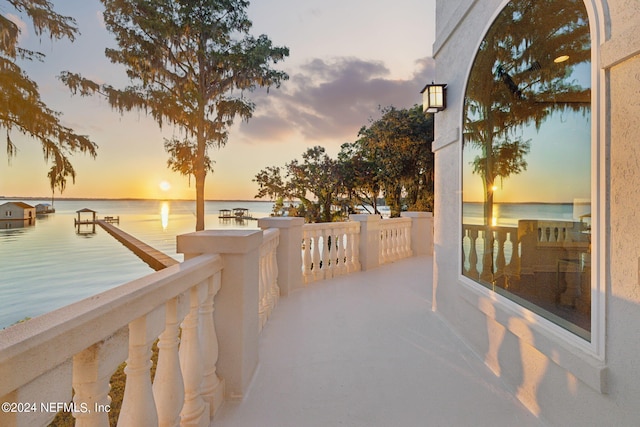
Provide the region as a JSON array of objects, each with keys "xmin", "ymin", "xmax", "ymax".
[
  {"xmin": 240, "ymin": 56, "xmax": 435, "ymax": 143},
  {"xmin": 96, "ymin": 11, "xmax": 106, "ymax": 29},
  {"xmin": 6, "ymin": 13, "xmax": 28, "ymax": 42}
]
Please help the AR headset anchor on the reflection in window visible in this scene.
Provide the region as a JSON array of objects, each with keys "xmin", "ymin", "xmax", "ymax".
[{"xmin": 462, "ymin": 0, "xmax": 591, "ymax": 340}]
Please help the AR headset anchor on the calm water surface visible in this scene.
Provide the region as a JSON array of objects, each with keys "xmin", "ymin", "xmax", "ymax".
[{"xmin": 0, "ymin": 199, "xmax": 273, "ymax": 328}]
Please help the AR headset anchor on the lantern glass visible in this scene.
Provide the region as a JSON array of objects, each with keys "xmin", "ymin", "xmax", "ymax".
[{"xmin": 422, "ymin": 83, "xmax": 447, "ymax": 113}]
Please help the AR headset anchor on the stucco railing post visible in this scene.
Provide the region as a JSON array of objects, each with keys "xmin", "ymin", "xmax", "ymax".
[
  {"xmin": 177, "ymin": 230, "xmax": 262, "ymax": 401},
  {"xmin": 401, "ymin": 212, "xmax": 434, "ymax": 256},
  {"xmin": 349, "ymin": 214, "xmax": 381, "ymax": 271},
  {"xmin": 258, "ymin": 217, "xmax": 304, "ymax": 296}
]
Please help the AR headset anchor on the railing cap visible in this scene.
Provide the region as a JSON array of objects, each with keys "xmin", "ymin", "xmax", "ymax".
[
  {"xmin": 177, "ymin": 229, "xmax": 263, "ymax": 255},
  {"xmin": 258, "ymin": 216, "xmax": 305, "ymax": 229},
  {"xmin": 349, "ymin": 214, "xmax": 382, "ymax": 223},
  {"xmin": 401, "ymin": 212, "xmax": 433, "ymax": 218}
]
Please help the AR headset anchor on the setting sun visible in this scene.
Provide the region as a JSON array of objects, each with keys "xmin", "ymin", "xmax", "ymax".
[{"xmin": 159, "ymin": 180, "xmax": 171, "ymax": 192}]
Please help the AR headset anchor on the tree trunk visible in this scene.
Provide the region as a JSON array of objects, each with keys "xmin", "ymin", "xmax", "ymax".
[
  {"xmin": 195, "ymin": 167, "xmax": 206, "ymax": 231},
  {"xmin": 195, "ymin": 114, "xmax": 207, "ymax": 231}
]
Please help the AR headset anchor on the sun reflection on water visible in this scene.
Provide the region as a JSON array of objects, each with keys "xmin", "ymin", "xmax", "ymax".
[{"xmin": 161, "ymin": 201, "xmax": 170, "ymax": 231}]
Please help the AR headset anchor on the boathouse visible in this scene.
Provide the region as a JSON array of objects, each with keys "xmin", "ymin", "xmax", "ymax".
[
  {"xmin": 35, "ymin": 203, "xmax": 55, "ymax": 214},
  {"xmin": 0, "ymin": 201, "xmax": 35, "ymax": 221}
]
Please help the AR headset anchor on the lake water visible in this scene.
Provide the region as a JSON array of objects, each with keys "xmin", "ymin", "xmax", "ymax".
[
  {"xmin": 1, "ymin": 200, "xmax": 583, "ymax": 329},
  {"xmin": 463, "ymin": 202, "xmax": 579, "ymax": 226},
  {"xmin": 0, "ymin": 199, "xmax": 273, "ymax": 328}
]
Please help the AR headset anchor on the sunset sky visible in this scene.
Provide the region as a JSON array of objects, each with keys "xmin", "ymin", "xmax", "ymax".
[{"xmin": 0, "ymin": 0, "xmax": 436, "ymax": 201}]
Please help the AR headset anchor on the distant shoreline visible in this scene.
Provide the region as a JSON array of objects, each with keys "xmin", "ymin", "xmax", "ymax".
[{"xmin": 0, "ymin": 196, "xmax": 268, "ymax": 203}]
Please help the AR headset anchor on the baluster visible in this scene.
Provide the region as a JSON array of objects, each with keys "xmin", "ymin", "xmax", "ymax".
[
  {"xmin": 302, "ymin": 234, "xmax": 312, "ymax": 284},
  {"xmin": 400, "ymin": 224, "xmax": 410, "ymax": 258},
  {"xmin": 468, "ymin": 228, "xmax": 479, "ymax": 279},
  {"xmin": 264, "ymin": 238, "xmax": 275, "ymax": 318},
  {"xmin": 119, "ymin": 315, "xmax": 158, "ymax": 427},
  {"xmin": 380, "ymin": 228, "xmax": 388, "ymax": 264},
  {"xmin": 312, "ymin": 231, "xmax": 322, "ymax": 282},
  {"xmin": 200, "ymin": 273, "xmax": 223, "ymax": 418},
  {"xmin": 336, "ymin": 228, "xmax": 346, "ymax": 275},
  {"xmin": 345, "ymin": 228, "xmax": 352, "ymax": 269},
  {"xmin": 72, "ymin": 343, "xmax": 112, "ymax": 427},
  {"xmin": 402, "ymin": 223, "xmax": 411, "ymax": 258},
  {"xmin": 462, "ymin": 229, "xmax": 469, "ymax": 274},
  {"xmin": 388, "ymin": 227, "xmax": 397, "ymax": 262},
  {"xmin": 479, "ymin": 230, "xmax": 495, "ymax": 282},
  {"xmin": 179, "ymin": 284, "xmax": 208, "ymax": 427},
  {"xmin": 495, "ymin": 230, "xmax": 507, "ymax": 278},
  {"xmin": 322, "ymin": 230, "xmax": 333, "ymax": 280},
  {"xmin": 393, "ymin": 226, "xmax": 400, "ymax": 260},
  {"xmin": 153, "ymin": 298, "xmax": 185, "ymax": 427},
  {"xmin": 344, "ymin": 227, "xmax": 352, "ymax": 272},
  {"xmin": 349, "ymin": 226, "xmax": 359, "ymax": 272},
  {"xmin": 507, "ymin": 231, "xmax": 521, "ymax": 278},
  {"xmin": 350, "ymin": 225, "xmax": 361, "ymax": 272},
  {"xmin": 258, "ymin": 250, "xmax": 267, "ymax": 331},
  {"xmin": 269, "ymin": 237, "xmax": 280, "ymax": 308}
]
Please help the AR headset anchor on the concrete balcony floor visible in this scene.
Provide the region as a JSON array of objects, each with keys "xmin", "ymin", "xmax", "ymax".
[{"xmin": 213, "ymin": 256, "xmax": 544, "ymax": 427}]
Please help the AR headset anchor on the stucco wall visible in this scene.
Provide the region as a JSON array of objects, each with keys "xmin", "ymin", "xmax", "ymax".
[{"xmin": 432, "ymin": 0, "xmax": 640, "ymax": 425}]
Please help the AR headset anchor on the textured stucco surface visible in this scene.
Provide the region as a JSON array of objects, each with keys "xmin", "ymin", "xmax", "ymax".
[{"xmin": 433, "ymin": 0, "xmax": 640, "ymax": 425}]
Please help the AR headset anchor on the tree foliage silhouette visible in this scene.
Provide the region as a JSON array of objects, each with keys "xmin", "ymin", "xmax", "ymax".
[
  {"xmin": 464, "ymin": 0, "xmax": 590, "ymax": 224},
  {"xmin": 463, "ymin": 0, "xmax": 591, "ymax": 280},
  {"xmin": 62, "ymin": 0, "xmax": 288, "ymax": 230},
  {"xmin": 1, "ymin": 0, "xmax": 97, "ymax": 192}
]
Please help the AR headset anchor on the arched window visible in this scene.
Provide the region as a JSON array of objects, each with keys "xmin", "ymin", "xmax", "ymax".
[{"xmin": 462, "ymin": 0, "xmax": 592, "ymax": 340}]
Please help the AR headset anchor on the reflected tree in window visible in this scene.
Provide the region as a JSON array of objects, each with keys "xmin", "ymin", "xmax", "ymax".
[{"xmin": 463, "ymin": 0, "xmax": 590, "ymax": 282}]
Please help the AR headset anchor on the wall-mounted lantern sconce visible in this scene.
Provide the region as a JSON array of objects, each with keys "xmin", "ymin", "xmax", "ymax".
[{"xmin": 421, "ymin": 83, "xmax": 447, "ymax": 113}]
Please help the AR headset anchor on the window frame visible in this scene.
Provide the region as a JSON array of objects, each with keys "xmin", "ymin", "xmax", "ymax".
[{"xmin": 457, "ymin": 0, "xmax": 606, "ymax": 363}]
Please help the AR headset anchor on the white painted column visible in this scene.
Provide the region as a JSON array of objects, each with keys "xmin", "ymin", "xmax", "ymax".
[
  {"xmin": 177, "ymin": 230, "xmax": 262, "ymax": 400},
  {"xmin": 349, "ymin": 214, "xmax": 381, "ymax": 271}
]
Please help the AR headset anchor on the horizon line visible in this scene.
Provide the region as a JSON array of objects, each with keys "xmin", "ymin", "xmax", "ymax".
[{"xmin": 0, "ymin": 196, "xmax": 272, "ymax": 203}]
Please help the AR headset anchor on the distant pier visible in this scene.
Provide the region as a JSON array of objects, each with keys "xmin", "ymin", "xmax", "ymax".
[
  {"xmin": 74, "ymin": 208, "xmax": 119, "ymax": 225},
  {"xmin": 218, "ymin": 207, "xmax": 256, "ymax": 222}
]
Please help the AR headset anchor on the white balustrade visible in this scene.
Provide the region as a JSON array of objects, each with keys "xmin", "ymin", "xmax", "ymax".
[
  {"xmin": 461, "ymin": 224, "xmax": 519, "ymax": 279},
  {"xmin": 379, "ymin": 217, "xmax": 413, "ymax": 265},
  {"xmin": 302, "ymin": 221, "xmax": 361, "ymax": 284},
  {"xmin": 1, "ymin": 213, "xmax": 433, "ymax": 427},
  {"xmin": 0, "ymin": 254, "xmax": 222, "ymax": 427}
]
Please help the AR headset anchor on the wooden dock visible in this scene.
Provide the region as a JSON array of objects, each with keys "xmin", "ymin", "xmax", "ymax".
[
  {"xmin": 74, "ymin": 216, "xmax": 119, "ymax": 225},
  {"xmin": 96, "ymin": 220, "xmax": 178, "ymax": 271},
  {"xmin": 72, "ymin": 207, "xmax": 175, "ymax": 270}
]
